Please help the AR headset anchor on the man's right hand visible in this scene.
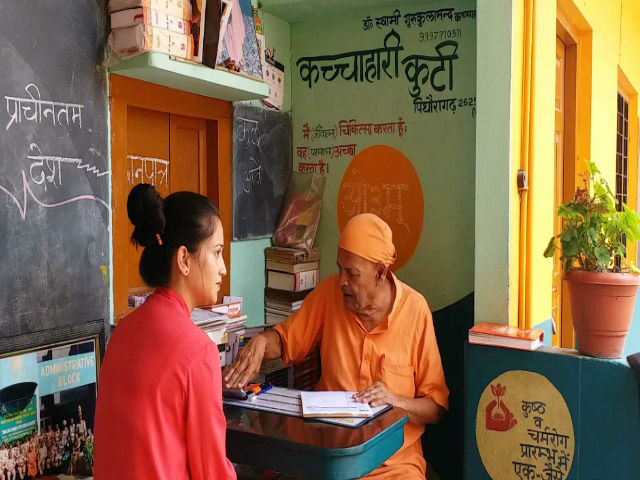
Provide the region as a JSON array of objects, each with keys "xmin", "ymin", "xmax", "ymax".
[{"xmin": 223, "ymin": 334, "xmax": 267, "ymax": 389}]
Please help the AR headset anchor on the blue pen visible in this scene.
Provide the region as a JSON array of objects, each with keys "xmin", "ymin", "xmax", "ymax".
[{"xmin": 256, "ymin": 385, "xmax": 273, "ymax": 395}]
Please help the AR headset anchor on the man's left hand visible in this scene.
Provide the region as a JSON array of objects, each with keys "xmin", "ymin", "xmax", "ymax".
[{"xmin": 353, "ymin": 381, "xmax": 404, "ymax": 408}]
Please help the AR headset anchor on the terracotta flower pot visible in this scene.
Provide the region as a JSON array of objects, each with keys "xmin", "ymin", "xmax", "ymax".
[{"xmin": 564, "ymin": 270, "xmax": 640, "ymax": 358}]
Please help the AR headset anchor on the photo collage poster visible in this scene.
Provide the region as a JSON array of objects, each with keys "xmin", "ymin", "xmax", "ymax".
[{"xmin": 0, "ymin": 338, "xmax": 98, "ymax": 478}]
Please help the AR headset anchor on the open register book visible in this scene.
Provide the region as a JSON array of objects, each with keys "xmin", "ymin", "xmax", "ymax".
[
  {"xmin": 300, "ymin": 391, "xmax": 373, "ymax": 418},
  {"xmin": 223, "ymin": 387, "xmax": 391, "ymax": 428}
]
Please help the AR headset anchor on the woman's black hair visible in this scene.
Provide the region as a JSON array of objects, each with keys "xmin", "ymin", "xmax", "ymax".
[{"xmin": 127, "ymin": 184, "xmax": 220, "ymax": 287}]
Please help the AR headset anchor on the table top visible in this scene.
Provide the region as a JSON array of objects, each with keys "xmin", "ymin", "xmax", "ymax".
[
  {"xmin": 225, "ymin": 406, "xmax": 408, "ymax": 479},
  {"xmin": 225, "ymin": 405, "xmax": 407, "ymax": 451}
]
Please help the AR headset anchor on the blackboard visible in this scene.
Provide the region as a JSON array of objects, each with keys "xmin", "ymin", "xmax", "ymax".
[
  {"xmin": 0, "ymin": 1, "xmax": 110, "ymax": 337},
  {"xmin": 232, "ymin": 104, "xmax": 292, "ymax": 240}
]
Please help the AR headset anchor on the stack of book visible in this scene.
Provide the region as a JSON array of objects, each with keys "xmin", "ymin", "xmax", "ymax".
[
  {"xmin": 264, "ymin": 247, "xmax": 320, "ymax": 326},
  {"xmin": 468, "ymin": 322, "xmax": 544, "ymax": 351},
  {"xmin": 191, "ymin": 307, "xmax": 228, "ymax": 365},
  {"xmin": 108, "ymin": 0, "xmax": 233, "ymax": 66},
  {"xmin": 264, "ymin": 288, "xmax": 309, "ymax": 326},
  {"xmin": 109, "ymin": 0, "xmax": 195, "ymax": 60},
  {"xmin": 192, "ymin": 296, "xmax": 247, "ymax": 366}
]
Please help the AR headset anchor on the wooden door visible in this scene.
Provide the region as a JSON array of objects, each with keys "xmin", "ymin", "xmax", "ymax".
[
  {"xmin": 170, "ymin": 114, "xmax": 207, "ymax": 193},
  {"xmin": 126, "ymin": 107, "xmax": 171, "ymax": 291},
  {"xmin": 552, "ymin": 37, "xmax": 566, "ymax": 347},
  {"xmin": 123, "ymin": 110, "xmax": 207, "ymax": 298}
]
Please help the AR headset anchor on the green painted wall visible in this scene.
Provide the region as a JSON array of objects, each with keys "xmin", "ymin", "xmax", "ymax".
[
  {"xmin": 290, "ymin": 1, "xmax": 477, "ymax": 310},
  {"xmin": 474, "ymin": 0, "xmax": 515, "ymax": 325},
  {"xmin": 262, "ymin": 0, "xmax": 433, "ymax": 24},
  {"xmin": 229, "ymin": 9, "xmax": 292, "ymax": 326}
]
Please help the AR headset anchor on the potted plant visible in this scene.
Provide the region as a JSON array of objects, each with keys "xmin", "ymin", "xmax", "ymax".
[{"xmin": 544, "ymin": 161, "xmax": 640, "ymax": 358}]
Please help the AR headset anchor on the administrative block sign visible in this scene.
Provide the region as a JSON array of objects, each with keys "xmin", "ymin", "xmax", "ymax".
[{"xmin": 38, "ymin": 352, "xmax": 97, "ymax": 396}]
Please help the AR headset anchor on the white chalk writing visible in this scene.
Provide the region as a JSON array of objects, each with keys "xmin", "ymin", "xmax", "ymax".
[
  {"xmin": 5, "ymin": 84, "xmax": 84, "ymax": 131},
  {"xmin": 242, "ymin": 157, "xmax": 262, "ymax": 193},
  {"xmin": 126, "ymin": 155, "xmax": 169, "ymax": 187},
  {"xmin": 236, "ymin": 117, "xmax": 262, "ymax": 148},
  {"xmin": 0, "ymin": 170, "xmax": 109, "ymax": 221},
  {"xmin": 27, "ymin": 143, "xmax": 110, "ymax": 190}
]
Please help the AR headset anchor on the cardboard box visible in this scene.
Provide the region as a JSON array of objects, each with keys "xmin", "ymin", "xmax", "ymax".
[
  {"xmin": 109, "ymin": 0, "xmax": 192, "ymax": 19},
  {"xmin": 111, "ymin": 7, "xmax": 191, "ymax": 35},
  {"xmin": 109, "ymin": 24, "xmax": 194, "ymax": 60}
]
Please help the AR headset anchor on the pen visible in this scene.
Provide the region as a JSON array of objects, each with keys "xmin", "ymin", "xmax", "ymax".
[{"xmin": 256, "ymin": 385, "xmax": 273, "ymax": 396}]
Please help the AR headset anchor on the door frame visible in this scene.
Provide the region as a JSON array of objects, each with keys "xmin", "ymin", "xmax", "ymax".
[
  {"xmin": 110, "ymin": 74, "xmax": 232, "ymax": 321},
  {"xmin": 554, "ymin": 3, "xmax": 592, "ymax": 347},
  {"xmin": 552, "ymin": 35, "xmax": 567, "ymax": 347}
]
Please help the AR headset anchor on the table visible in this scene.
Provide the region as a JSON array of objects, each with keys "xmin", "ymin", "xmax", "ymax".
[{"xmin": 225, "ymin": 405, "xmax": 408, "ymax": 480}]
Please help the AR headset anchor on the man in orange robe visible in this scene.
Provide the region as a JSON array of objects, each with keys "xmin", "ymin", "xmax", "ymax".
[{"xmin": 225, "ymin": 213, "xmax": 449, "ymax": 479}]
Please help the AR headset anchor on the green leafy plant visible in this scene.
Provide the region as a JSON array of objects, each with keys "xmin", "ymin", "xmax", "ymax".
[{"xmin": 544, "ymin": 161, "xmax": 640, "ymax": 273}]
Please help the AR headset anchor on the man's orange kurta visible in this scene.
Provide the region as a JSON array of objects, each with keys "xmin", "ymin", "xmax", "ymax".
[{"xmin": 275, "ymin": 273, "xmax": 449, "ymax": 480}]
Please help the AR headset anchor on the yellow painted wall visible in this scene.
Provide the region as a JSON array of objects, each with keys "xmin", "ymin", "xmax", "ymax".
[
  {"xmin": 519, "ymin": 0, "xmax": 640, "ymax": 327},
  {"xmin": 524, "ymin": 0, "xmax": 556, "ymax": 328}
]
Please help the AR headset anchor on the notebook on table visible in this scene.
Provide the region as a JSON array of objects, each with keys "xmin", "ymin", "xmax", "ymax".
[
  {"xmin": 223, "ymin": 387, "xmax": 392, "ymax": 428},
  {"xmin": 300, "ymin": 391, "xmax": 372, "ymax": 418}
]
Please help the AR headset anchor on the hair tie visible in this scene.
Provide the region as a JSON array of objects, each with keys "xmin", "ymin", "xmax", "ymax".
[{"xmin": 155, "ymin": 233, "xmax": 163, "ymax": 246}]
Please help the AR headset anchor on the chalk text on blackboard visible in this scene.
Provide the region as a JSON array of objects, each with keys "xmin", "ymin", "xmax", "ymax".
[
  {"xmin": 127, "ymin": 155, "xmax": 169, "ymax": 187},
  {"xmin": 5, "ymin": 83, "xmax": 84, "ymax": 131}
]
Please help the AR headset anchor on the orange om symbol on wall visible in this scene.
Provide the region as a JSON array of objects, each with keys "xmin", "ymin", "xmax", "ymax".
[{"xmin": 337, "ymin": 145, "xmax": 424, "ymax": 270}]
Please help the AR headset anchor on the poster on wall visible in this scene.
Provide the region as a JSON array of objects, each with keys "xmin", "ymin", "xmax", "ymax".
[
  {"xmin": 217, "ymin": 0, "xmax": 263, "ymax": 79},
  {"xmin": 0, "ymin": 339, "xmax": 98, "ymax": 478}
]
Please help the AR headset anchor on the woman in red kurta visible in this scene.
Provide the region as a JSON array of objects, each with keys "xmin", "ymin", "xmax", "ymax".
[{"xmin": 94, "ymin": 185, "xmax": 236, "ymax": 480}]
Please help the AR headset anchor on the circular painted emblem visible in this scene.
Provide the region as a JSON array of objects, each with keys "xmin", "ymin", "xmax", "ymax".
[
  {"xmin": 337, "ymin": 145, "xmax": 424, "ymax": 270},
  {"xmin": 476, "ymin": 370, "xmax": 575, "ymax": 480}
]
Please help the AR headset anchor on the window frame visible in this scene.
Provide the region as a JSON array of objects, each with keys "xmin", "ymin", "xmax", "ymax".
[{"xmin": 617, "ymin": 69, "xmax": 639, "ymax": 266}]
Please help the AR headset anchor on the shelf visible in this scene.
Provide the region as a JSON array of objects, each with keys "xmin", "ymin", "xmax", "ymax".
[{"xmin": 109, "ymin": 52, "xmax": 270, "ymax": 101}]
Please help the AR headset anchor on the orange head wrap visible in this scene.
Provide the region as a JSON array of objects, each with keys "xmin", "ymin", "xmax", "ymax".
[{"xmin": 338, "ymin": 213, "xmax": 397, "ymax": 267}]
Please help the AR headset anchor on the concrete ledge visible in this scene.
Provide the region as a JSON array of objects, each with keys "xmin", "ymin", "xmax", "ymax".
[{"xmin": 464, "ymin": 343, "xmax": 640, "ymax": 479}]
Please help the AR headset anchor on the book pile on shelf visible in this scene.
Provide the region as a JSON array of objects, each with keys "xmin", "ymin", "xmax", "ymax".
[
  {"xmin": 468, "ymin": 322, "xmax": 544, "ymax": 351},
  {"xmin": 109, "ymin": 0, "xmax": 198, "ymax": 60},
  {"xmin": 191, "ymin": 296, "xmax": 247, "ymax": 366},
  {"xmin": 264, "ymin": 246, "xmax": 320, "ymax": 326},
  {"xmin": 108, "ymin": 0, "xmax": 234, "ymax": 64},
  {"xmin": 261, "ymin": 246, "xmax": 322, "ymax": 389},
  {"xmin": 127, "ymin": 291, "xmax": 150, "ymax": 308},
  {"xmin": 108, "ymin": 0, "xmax": 265, "ymax": 82}
]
